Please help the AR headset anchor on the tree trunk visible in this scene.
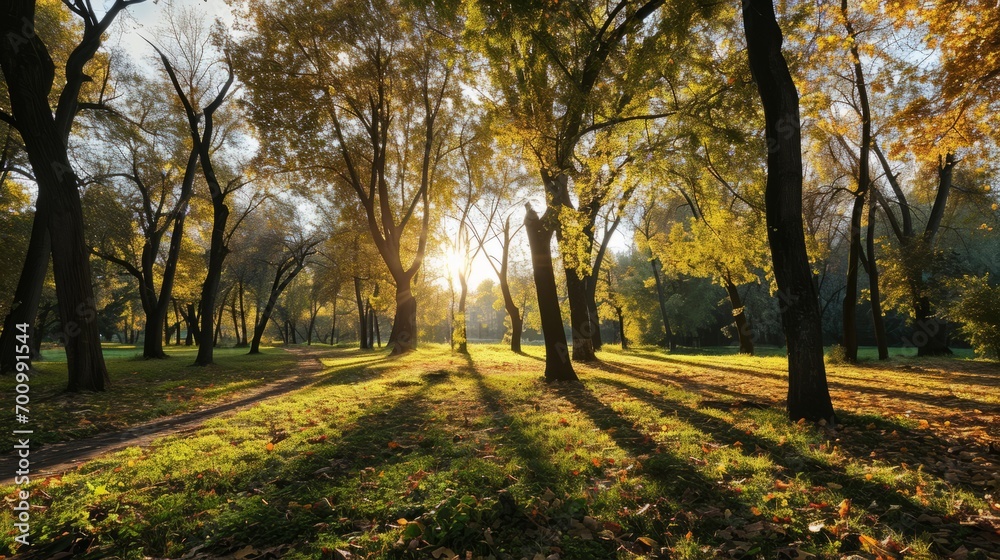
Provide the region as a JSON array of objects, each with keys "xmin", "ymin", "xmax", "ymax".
[
  {"xmin": 194, "ymin": 200, "xmax": 229, "ymax": 365},
  {"xmin": 174, "ymin": 300, "xmax": 182, "ymax": 346},
  {"xmin": 616, "ymin": 307, "xmax": 627, "ymax": 349},
  {"xmin": 33, "ymin": 305, "xmax": 51, "ymax": 359},
  {"xmin": 524, "ymin": 204, "xmax": 577, "ymax": 381},
  {"xmin": 213, "ymin": 294, "xmax": 226, "ymax": 347},
  {"xmin": 231, "ymin": 288, "xmax": 241, "ymax": 347},
  {"xmin": 143, "ymin": 305, "xmax": 168, "ymax": 359},
  {"xmin": 497, "ymin": 217, "xmax": 523, "ymax": 353},
  {"xmin": 455, "ymin": 272, "xmax": 469, "ymax": 354},
  {"xmin": 374, "ymin": 307, "xmax": 381, "ymax": 348},
  {"xmin": 840, "ymin": 0, "xmax": 876, "ymax": 364},
  {"xmin": 649, "ymin": 257, "xmax": 676, "ymax": 351},
  {"xmin": 331, "ymin": 296, "xmax": 338, "ymax": 345},
  {"xmin": 724, "ymin": 278, "xmax": 754, "ymax": 355},
  {"xmin": 306, "ymin": 300, "xmax": 319, "ymax": 346},
  {"xmin": 183, "ymin": 303, "xmax": 199, "ymax": 346},
  {"xmin": 565, "ymin": 269, "xmax": 597, "ymax": 361},
  {"xmin": 842, "ymin": 191, "xmax": 864, "ymax": 361},
  {"xmin": 914, "ymin": 295, "xmax": 951, "ymax": 356},
  {"xmin": 164, "ymin": 309, "xmax": 171, "ymax": 346},
  {"xmin": 585, "ymin": 278, "xmax": 602, "ymax": 351},
  {"xmin": 911, "ymin": 155, "xmax": 954, "ymax": 357},
  {"xmin": 0, "ymin": 202, "xmax": 49, "ymax": 373},
  {"xmin": 743, "ymin": 0, "xmax": 836, "ymax": 423},
  {"xmin": 354, "ymin": 277, "xmax": 369, "ymax": 349},
  {"xmin": 1, "ymin": 0, "xmax": 123, "ymax": 392},
  {"xmin": 387, "ymin": 283, "xmax": 417, "ymax": 354},
  {"xmin": 866, "ymin": 200, "xmax": 889, "ymax": 360},
  {"xmin": 238, "ymin": 280, "xmax": 249, "ymax": 346}
]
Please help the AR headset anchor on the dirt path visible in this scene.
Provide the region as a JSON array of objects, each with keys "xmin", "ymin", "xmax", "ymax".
[{"xmin": 0, "ymin": 348, "xmax": 329, "ymax": 481}]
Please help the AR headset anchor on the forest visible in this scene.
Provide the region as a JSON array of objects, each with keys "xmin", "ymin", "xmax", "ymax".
[{"xmin": 1, "ymin": 0, "xmax": 999, "ymax": 558}]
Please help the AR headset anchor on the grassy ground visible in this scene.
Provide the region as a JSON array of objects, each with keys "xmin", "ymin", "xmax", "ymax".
[
  {"xmin": 2, "ymin": 344, "xmax": 999, "ymax": 559},
  {"xmin": 0, "ymin": 345, "xmax": 296, "ymax": 446}
]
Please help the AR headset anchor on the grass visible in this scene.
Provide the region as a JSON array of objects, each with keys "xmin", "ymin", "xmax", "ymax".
[
  {"xmin": 2, "ymin": 344, "xmax": 998, "ymax": 559},
  {"xmin": 0, "ymin": 344, "xmax": 296, "ymax": 446}
]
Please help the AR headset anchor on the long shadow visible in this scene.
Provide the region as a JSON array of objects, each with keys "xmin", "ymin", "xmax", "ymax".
[
  {"xmin": 551, "ymin": 380, "xmax": 732, "ymax": 498},
  {"xmin": 464, "ymin": 354, "xmax": 565, "ymax": 492},
  {"xmin": 586, "ymin": 373, "xmax": 998, "ymax": 555},
  {"xmin": 612, "ymin": 350, "xmax": 1000, "ymax": 416},
  {"xmin": 308, "ymin": 352, "xmax": 393, "ymax": 387},
  {"xmin": 592, "ymin": 359, "xmax": 777, "ymax": 406},
  {"xmin": 25, "ymin": 370, "xmax": 447, "ymax": 560}
]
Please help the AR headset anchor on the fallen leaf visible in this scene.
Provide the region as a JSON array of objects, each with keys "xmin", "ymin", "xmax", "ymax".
[
  {"xmin": 636, "ymin": 536, "xmax": 658, "ymax": 549},
  {"xmin": 838, "ymin": 498, "xmax": 851, "ymax": 519}
]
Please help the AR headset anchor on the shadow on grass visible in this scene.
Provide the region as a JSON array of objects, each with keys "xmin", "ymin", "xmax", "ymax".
[{"xmin": 586, "ymin": 373, "xmax": 995, "ymax": 554}]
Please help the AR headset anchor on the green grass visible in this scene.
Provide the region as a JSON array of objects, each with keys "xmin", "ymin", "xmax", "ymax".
[
  {"xmin": 2, "ymin": 344, "xmax": 997, "ymax": 559},
  {"xmin": 0, "ymin": 345, "xmax": 296, "ymax": 446}
]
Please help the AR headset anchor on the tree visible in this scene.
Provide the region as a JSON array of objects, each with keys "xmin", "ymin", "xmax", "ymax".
[
  {"xmin": 479, "ymin": 215, "xmax": 525, "ymax": 353},
  {"xmin": 632, "ymin": 197, "xmax": 677, "ymax": 350},
  {"xmin": 833, "ymin": 0, "xmax": 887, "ymax": 362},
  {"xmin": 742, "ymin": 0, "xmax": 836, "ymax": 423},
  {"xmin": 248, "ymin": 223, "xmax": 320, "ymax": 353},
  {"xmin": 468, "ymin": 0, "xmax": 710, "ymax": 363},
  {"xmin": 84, "ymin": 67, "xmax": 200, "ymax": 359},
  {"xmin": 524, "ymin": 204, "xmax": 577, "ymax": 381},
  {"xmin": 232, "ymin": 0, "xmax": 462, "ymax": 355},
  {"xmin": 1, "ymin": 0, "xmax": 152, "ymax": 391},
  {"xmin": 596, "ymin": 253, "xmax": 628, "ymax": 349},
  {"xmin": 149, "ymin": 18, "xmax": 246, "ymax": 365}
]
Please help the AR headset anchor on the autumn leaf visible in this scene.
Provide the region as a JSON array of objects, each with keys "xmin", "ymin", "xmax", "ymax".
[{"xmin": 838, "ymin": 498, "xmax": 851, "ymax": 518}]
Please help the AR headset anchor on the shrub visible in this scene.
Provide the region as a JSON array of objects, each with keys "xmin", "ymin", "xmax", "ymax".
[
  {"xmin": 825, "ymin": 344, "xmax": 848, "ymax": 364},
  {"xmin": 947, "ymin": 274, "xmax": 1000, "ymax": 359}
]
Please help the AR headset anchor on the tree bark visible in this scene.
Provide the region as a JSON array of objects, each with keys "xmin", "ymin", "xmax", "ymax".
[
  {"xmin": 866, "ymin": 199, "xmax": 889, "ymax": 359},
  {"xmin": 230, "ymin": 287, "xmax": 241, "ymax": 346},
  {"xmin": 182, "ymin": 303, "xmax": 199, "ymax": 346},
  {"xmin": 615, "ymin": 306, "xmax": 627, "ymax": 349},
  {"xmin": 387, "ymin": 283, "xmax": 416, "ymax": 354},
  {"xmin": 742, "ymin": 0, "xmax": 836, "ymax": 423},
  {"xmin": 494, "ymin": 216, "xmax": 523, "ymax": 353},
  {"xmin": 0, "ymin": 201, "xmax": 49, "ymax": 373},
  {"xmin": 842, "ymin": 191, "xmax": 864, "ymax": 361},
  {"xmin": 455, "ymin": 271, "xmax": 469, "ymax": 354},
  {"xmin": 0, "ymin": 2, "xmax": 121, "ymax": 391},
  {"xmin": 724, "ymin": 278, "xmax": 755, "ymax": 355},
  {"xmin": 912, "ymin": 155, "xmax": 955, "ymax": 356},
  {"xmin": 153, "ymin": 47, "xmax": 236, "ymax": 367},
  {"xmin": 840, "ymin": 0, "xmax": 875, "ymax": 363},
  {"xmin": 524, "ymin": 204, "xmax": 577, "ymax": 381},
  {"xmin": 195, "ymin": 200, "xmax": 229, "ymax": 364},
  {"xmin": 649, "ymin": 257, "xmax": 676, "ymax": 351},
  {"xmin": 564, "ymin": 269, "xmax": 597, "ymax": 361},
  {"xmin": 585, "ymin": 280, "xmax": 602, "ymax": 352},
  {"xmin": 238, "ymin": 280, "xmax": 249, "ymax": 346},
  {"xmin": 354, "ymin": 276, "xmax": 369, "ymax": 349},
  {"xmin": 145, "ymin": 156, "xmax": 197, "ymax": 359}
]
